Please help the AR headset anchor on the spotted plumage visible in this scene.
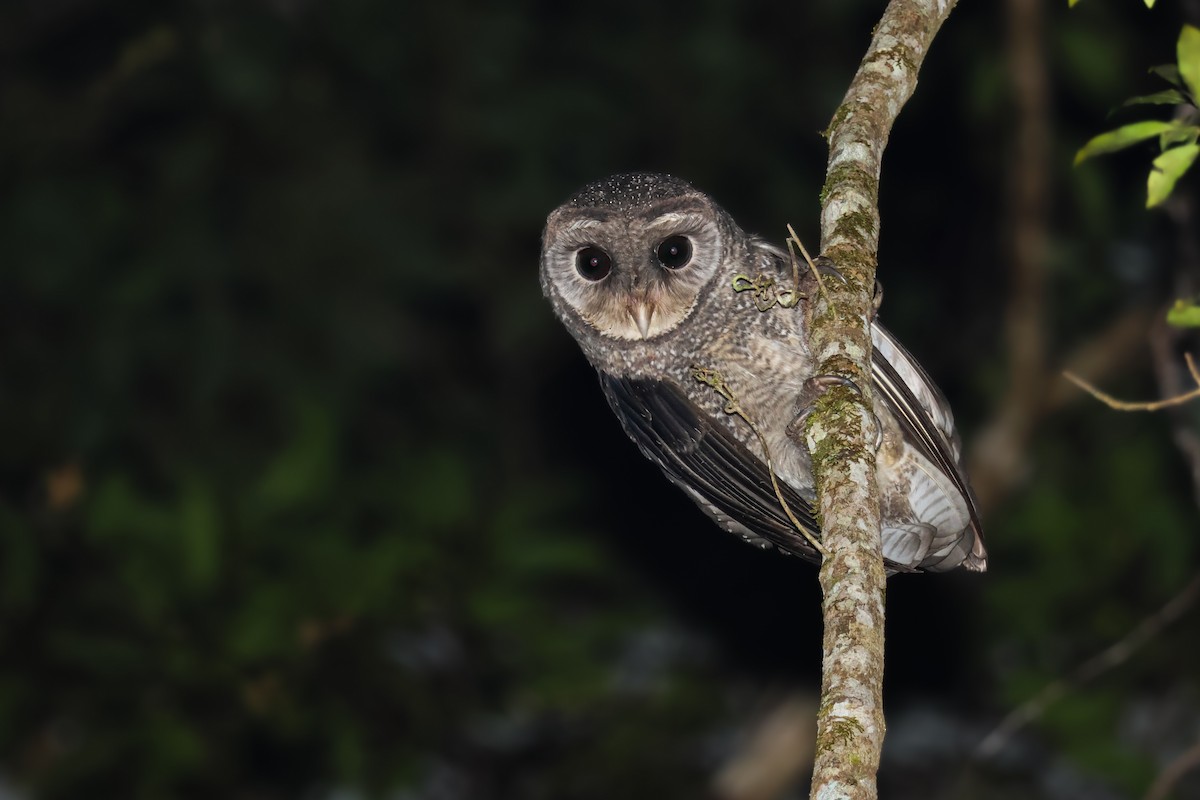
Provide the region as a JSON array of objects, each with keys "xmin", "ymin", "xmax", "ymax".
[{"xmin": 540, "ymin": 172, "xmax": 987, "ymax": 573}]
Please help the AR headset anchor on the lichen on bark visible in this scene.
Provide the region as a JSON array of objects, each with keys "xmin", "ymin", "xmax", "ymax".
[{"xmin": 800, "ymin": 2, "xmax": 960, "ymax": 799}]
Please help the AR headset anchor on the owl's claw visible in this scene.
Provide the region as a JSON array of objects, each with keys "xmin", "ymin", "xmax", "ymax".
[
  {"xmin": 812, "ymin": 256, "xmax": 846, "ymax": 283},
  {"xmin": 787, "ymin": 374, "xmax": 884, "ymax": 451},
  {"xmin": 812, "ymin": 257, "xmax": 884, "ymax": 320},
  {"xmin": 808, "ymin": 374, "xmax": 860, "ymax": 395}
]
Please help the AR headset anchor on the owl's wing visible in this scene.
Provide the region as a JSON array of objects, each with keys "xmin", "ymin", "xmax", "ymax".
[
  {"xmin": 870, "ymin": 323, "xmax": 988, "ymax": 571},
  {"xmin": 598, "ymin": 372, "xmax": 915, "ymax": 570}
]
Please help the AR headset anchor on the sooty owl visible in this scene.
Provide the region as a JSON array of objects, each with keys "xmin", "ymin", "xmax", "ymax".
[{"xmin": 540, "ymin": 172, "xmax": 987, "ymax": 573}]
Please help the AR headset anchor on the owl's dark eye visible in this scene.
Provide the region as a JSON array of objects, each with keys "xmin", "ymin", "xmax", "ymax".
[
  {"xmin": 656, "ymin": 235, "xmax": 693, "ymax": 270},
  {"xmin": 575, "ymin": 246, "xmax": 612, "ymax": 281}
]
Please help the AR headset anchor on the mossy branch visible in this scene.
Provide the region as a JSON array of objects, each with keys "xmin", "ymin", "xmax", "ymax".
[{"xmin": 802, "ymin": 2, "xmax": 959, "ymax": 798}]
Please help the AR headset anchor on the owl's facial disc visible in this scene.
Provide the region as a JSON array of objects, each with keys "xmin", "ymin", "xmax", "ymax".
[{"xmin": 543, "ymin": 208, "xmax": 722, "ymax": 342}]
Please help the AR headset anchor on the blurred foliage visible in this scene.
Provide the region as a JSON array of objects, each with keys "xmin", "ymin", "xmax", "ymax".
[
  {"xmin": 1168, "ymin": 298, "xmax": 1200, "ymax": 327},
  {"xmin": 0, "ymin": 1, "xmax": 1198, "ymax": 798}
]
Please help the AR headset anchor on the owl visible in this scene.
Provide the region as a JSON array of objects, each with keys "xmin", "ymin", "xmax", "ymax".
[{"xmin": 540, "ymin": 172, "xmax": 987, "ymax": 573}]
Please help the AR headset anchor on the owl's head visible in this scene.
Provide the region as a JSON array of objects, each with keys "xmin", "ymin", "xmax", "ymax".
[{"xmin": 540, "ymin": 173, "xmax": 730, "ymax": 341}]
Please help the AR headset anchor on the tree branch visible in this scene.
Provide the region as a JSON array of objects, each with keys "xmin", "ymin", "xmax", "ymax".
[
  {"xmin": 1064, "ymin": 351, "xmax": 1200, "ymax": 412},
  {"xmin": 967, "ymin": 0, "xmax": 1050, "ymax": 515},
  {"xmin": 975, "ymin": 574, "xmax": 1200, "ymax": 759},
  {"xmin": 1143, "ymin": 736, "xmax": 1200, "ymax": 800},
  {"xmin": 712, "ymin": 691, "xmax": 819, "ymax": 800},
  {"xmin": 804, "ymin": 2, "xmax": 958, "ymax": 798}
]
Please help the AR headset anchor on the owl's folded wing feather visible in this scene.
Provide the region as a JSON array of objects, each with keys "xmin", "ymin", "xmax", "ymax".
[
  {"xmin": 870, "ymin": 323, "xmax": 988, "ymax": 571},
  {"xmin": 598, "ymin": 372, "xmax": 918, "ymax": 571}
]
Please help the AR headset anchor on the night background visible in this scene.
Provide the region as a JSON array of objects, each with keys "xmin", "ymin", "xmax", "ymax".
[{"xmin": 2, "ymin": 1, "xmax": 1199, "ymax": 798}]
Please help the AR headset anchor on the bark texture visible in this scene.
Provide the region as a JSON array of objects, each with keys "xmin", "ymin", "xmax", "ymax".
[{"xmin": 804, "ymin": 2, "xmax": 958, "ymax": 798}]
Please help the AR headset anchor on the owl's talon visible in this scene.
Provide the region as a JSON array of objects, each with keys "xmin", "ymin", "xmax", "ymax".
[
  {"xmin": 813, "ymin": 257, "xmax": 847, "ymax": 284},
  {"xmin": 807, "ymin": 373, "xmax": 862, "ymax": 396},
  {"xmin": 787, "ymin": 374, "xmax": 883, "ymax": 451},
  {"xmin": 812, "ymin": 258, "xmax": 884, "ymax": 319},
  {"xmin": 787, "ymin": 374, "xmax": 858, "ymax": 438}
]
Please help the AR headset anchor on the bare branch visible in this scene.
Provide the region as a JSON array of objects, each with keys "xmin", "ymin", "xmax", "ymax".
[
  {"xmin": 805, "ymin": 2, "xmax": 958, "ymax": 798},
  {"xmin": 1043, "ymin": 306, "xmax": 1157, "ymax": 413},
  {"xmin": 976, "ymin": 575, "xmax": 1200, "ymax": 759},
  {"xmin": 1139, "ymin": 187, "xmax": 1200, "ymax": 800},
  {"xmin": 970, "ymin": 305, "xmax": 1155, "ymax": 515},
  {"xmin": 1063, "ymin": 352, "xmax": 1200, "ymax": 412},
  {"xmin": 713, "ymin": 692, "xmax": 819, "ymax": 800},
  {"xmin": 965, "ymin": 0, "xmax": 1050, "ymax": 517},
  {"xmin": 1143, "ymin": 737, "xmax": 1200, "ymax": 800},
  {"xmin": 787, "ymin": 225, "xmax": 830, "ymax": 308},
  {"xmin": 1151, "ymin": 317, "xmax": 1200, "ymax": 506}
]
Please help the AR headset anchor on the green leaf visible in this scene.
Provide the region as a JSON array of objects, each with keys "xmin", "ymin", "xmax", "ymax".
[
  {"xmin": 1147, "ymin": 143, "xmax": 1200, "ymax": 207},
  {"xmin": 179, "ymin": 478, "xmax": 220, "ymax": 590},
  {"xmin": 1161, "ymin": 124, "xmax": 1200, "ymax": 149},
  {"xmin": 1120, "ymin": 90, "xmax": 1187, "ymax": 108},
  {"xmin": 1150, "ymin": 64, "xmax": 1183, "ymax": 88},
  {"xmin": 1075, "ymin": 121, "xmax": 1178, "ymax": 165},
  {"xmin": 227, "ymin": 583, "xmax": 295, "ymax": 663},
  {"xmin": 0, "ymin": 507, "xmax": 38, "ymax": 608},
  {"xmin": 1179, "ymin": 25, "xmax": 1200, "ymax": 100},
  {"xmin": 1167, "ymin": 299, "xmax": 1200, "ymax": 328},
  {"xmin": 87, "ymin": 473, "xmax": 173, "ymax": 544},
  {"xmin": 254, "ymin": 401, "xmax": 335, "ymax": 514}
]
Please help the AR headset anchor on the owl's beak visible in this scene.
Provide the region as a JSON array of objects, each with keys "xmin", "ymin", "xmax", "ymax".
[{"xmin": 628, "ymin": 302, "xmax": 655, "ymax": 339}]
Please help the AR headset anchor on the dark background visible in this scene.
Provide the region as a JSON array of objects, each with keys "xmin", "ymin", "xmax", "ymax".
[{"xmin": 1, "ymin": 1, "xmax": 1198, "ymax": 798}]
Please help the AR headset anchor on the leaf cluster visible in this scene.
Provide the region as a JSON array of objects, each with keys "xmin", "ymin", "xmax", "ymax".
[{"xmin": 1076, "ymin": 25, "xmax": 1200, "ymax": 207}]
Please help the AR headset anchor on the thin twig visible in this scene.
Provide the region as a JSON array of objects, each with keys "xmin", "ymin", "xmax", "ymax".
[
  {"xmin": 1043, "ymin": 306, "xmax": 1157, "ymax": 414},
  {"xmin": 1143, "ymin": 737, "xmax": 1200, "ymax": 800},
  {"xmin": 692, "ymin": 366, "xmax": 829, "ymax": 556},
  {"xmin": 1151, "ymin": 317, "xmax": 1200, "ymax": 509},
  {"xmin": 1063, "ymin": 353, "xmax": 1200, "ymax": 412},
  {"xmin": 976, "ymin": 575, "xmax": 1200, "ymax": 759},
  {"xmin": 786, "ymin": 224, "xmax": 830, "ymax": 308},
  {"xmin": 962, "ymin": 0, "xmax": 1050, "ymax": 520}
]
